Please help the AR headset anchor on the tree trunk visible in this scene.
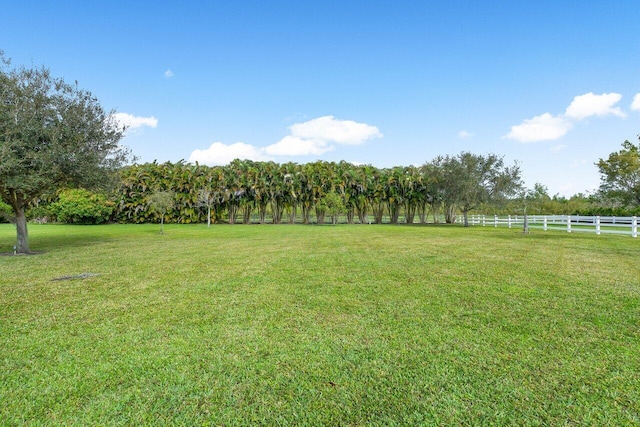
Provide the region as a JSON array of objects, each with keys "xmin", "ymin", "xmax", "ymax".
[
  {"xmin": 418, "ymin": 202, "xmax": 427, "ymax": 224},
  {"xmin": 444, "ymin": 203, "xmax": 457, "ymax": 224},
  {"xmin": 15, "ymin": 206, "xmax": 30, "ymax": 254},
  {"xmin": 271, "ymin": 200, "xmax": 284, "ymax": 224},
  {"xmin": 371, "ymin": 201, "xmax": 384, "ymax": 224},
  {"xmin": 242, "ymin": 204, "xmax": 252, "ymax": 224},
  {"xmin": 356, "ymin": 203, "xmax": 367, "ymax": 224},
  {"xmin": 301, "ymin": 202, "xmax": 311, "ymax": 224},
  {"xmin": 315, "ymin": 206, "xmax": 325, "ymax": 224},
  {"xmin": 462, "ymin": 210, "xmax": 469, "ymax": 227},
  {"xmin": 258, "ymin": 203, "xmax": 268, "ymax": 224},
  {"xmin": 346, "ymin": 207, "xmax": 355, "ymax": 224},
  {"xmin": 405, "ymin": 202, "xmax": 416, "ymax": 224},
  {"xmin": 388, "ymin": 202, "xmax": 400, "ymax": 224},
  {"xmin": 430, "ymin": 202, "xmax": 441, "ymax": 224},
  {"xmin": 228, "ymin": 204, "xmax": 238, "ymax": 224},
  {"xmin": 288, "ymin": 205, "xmax": 297, "ymax": 224}
]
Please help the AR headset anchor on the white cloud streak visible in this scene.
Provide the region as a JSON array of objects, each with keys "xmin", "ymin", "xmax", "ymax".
[
  {"xmin": 264, "ymin": 136, "xmax": 332, "ymax": 156},
  {"xmin": 287, "ymin": 116, "xmax": 382, "ymax": 145},
  {"xmin": 189, "ymin": 142, "xmax": 270, "ymax": 165},
  {"xmin": 113, "ymin": 112, "xmax": 158, "ymax": 129},
  {"xmin": 505, "ymin": 113, "xmax": 572, "ymax": 143},
  {"xmin": 631, "ymin": 93, "xmax": 640, "ymax": 111},
  {"xmin": 265, "ymin": 115, "xmax": 382, "ymax": 156},
  {"xmin": 564, "ymin": 92, "xmax": 626, "ymax": 119},
  {"xmin": 457, "ymin": 130, "xmax": 473, "ymax": 139},
  {"xmin": 189, "ymin": 116, "xmax": 382, "ymax": 164},
  {"xmin": 505, "ymin": 92, "xmax": 627, "ymax": 143}
]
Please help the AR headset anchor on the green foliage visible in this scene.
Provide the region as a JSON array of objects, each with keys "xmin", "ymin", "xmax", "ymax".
[
  {"xmin": 112, "ymin": 153, "xmax": 640, "ymax": 224},
  {"xmin": 425, "ymin": 152, "xmax": 522, "ymax": 225},
  {"xmin": 321, "ymin": 191, "xmax": 346, "ymax": 224},
  {"xmin": 115, "ymin": 161, "xmax": 207, "ymax": 224},
  {"xmin": 147, "ymin": 190, "xmax": 175, "ymax": 233},
  {"xmin": 596, "ymin": 138, "xmax": 640, "ymax": 207},
  {"xmin": 49, "ymin": 188, "xmax": 114, "ymax": 224},
  {"xmin": 0, "ymin": 200, "xmax": 12, "ymax": 223},
  {"xmin": 0, "ymin": 53, "xmax": 131, "ymax": 252},
  {"xmin": 114, "ymin": 158, "xmax": 520, "ymax": 226},
  {"xmin": 147, "ymin": 190, "xmax": 175, "ymax": 216}
]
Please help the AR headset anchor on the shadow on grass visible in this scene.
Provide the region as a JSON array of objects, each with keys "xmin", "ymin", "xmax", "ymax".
[{"xmin": 0, "ymin": 224, "xmax": 127, "ymax": 254}]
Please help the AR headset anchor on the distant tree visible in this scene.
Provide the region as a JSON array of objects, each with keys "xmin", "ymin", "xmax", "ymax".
[
  {"xmin": 0, "ymin": 53, "xmax": 131, "ymax": 253},
  {"xmin": 323, "ymin": 191, "xmax": 345, "ymax": 225},
  {"xmin": 148, "ymin": 190, "xmax": 175, "ymax": 234},
  {"xmin": 197, "ymin": 188, "xmax": 216, "ymax": 227},
  {"xmin": 518, "ymin": 185, "xmax": 547, "ymax": 234},
  {"xmin": 596, "ymin": 137, "xmax": 640, "ymax": 207},
  {"xmin": 432, "ymin": 152, "xmax": 522, "ymax": 227}
]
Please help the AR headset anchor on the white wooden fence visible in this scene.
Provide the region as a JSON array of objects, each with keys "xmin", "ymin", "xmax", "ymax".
[{"xmin": 467, "ymin": 214, "xmax": 638, "ymax": 238}]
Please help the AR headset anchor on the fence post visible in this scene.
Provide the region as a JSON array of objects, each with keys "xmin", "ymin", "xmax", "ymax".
[
  {"xmin": 567, "ymin": 215, "xmax": 572, "ymax": 233},
  {"xmin": 633, "ymin": 216, "xmax": 637, "ymax": 238},
  {"xmin": 543, "ymin": 216, "xmax": 548, "ymax": 231},
  {"xmin": 482, "ymin": 215, "xmax": 485, "ymax": 226},
  {"xmin": 494, "ymin": 215, "xmax": 498, "ymax": 227},
  {"xmin": 508, "ymin": 215, "xmax": 512, "ymax": 229},
  {"xmin": 596, "ymin": 216, "xmax": 601, "ymax": 235}
]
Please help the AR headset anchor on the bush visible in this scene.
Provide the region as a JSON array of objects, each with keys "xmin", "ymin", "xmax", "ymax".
[
  {"xmin": 49, "ymin": 189, "xmax": 114, "ymax": 224},
  {"xmin": 0, "ymin": 201, "xmax": 12, "ymax": 223}
]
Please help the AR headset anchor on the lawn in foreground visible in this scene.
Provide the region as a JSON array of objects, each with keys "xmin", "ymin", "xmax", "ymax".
[{"xmin": 1, "ymin": 223, "xmax": 639, "ymax": 425}]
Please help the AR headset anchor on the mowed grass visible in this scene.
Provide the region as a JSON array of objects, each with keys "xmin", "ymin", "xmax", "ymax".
[{"xmin": 0, "ymin": 223, "xmax": 639, "ymax": 425}]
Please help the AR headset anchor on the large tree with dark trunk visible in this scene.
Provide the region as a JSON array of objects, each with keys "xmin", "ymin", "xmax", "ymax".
[{"xmin": 0, "ymin": 54, "xmax": 131, "ymax": 253}]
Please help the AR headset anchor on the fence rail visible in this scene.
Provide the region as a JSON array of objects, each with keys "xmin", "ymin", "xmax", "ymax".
[{"xmin": 468, "ymin": 215, "xmax": 638, "ymax": 238}]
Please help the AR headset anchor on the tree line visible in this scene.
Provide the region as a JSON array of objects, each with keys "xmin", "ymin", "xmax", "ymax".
[
  {"xmin": 112, "ymin": 155, "xmax": 521, "ymax": 227},
  {"xmin": 18, "ymin": 153, "xmax": 638, "ymax": 229},
  {"xmin": 2, "ymin": 53, "xmax": 639, "ymax": 253}
]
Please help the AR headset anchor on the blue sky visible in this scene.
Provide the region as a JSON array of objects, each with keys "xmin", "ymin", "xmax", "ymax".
[{"xmin": 3, "ymin": 1, "xmax": 639, "ymax": 197}]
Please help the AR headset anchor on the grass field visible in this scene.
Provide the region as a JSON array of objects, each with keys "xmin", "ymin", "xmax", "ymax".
[{"xmin": 1, "ymin": 223, "xmax": 639, "ymax": 425}]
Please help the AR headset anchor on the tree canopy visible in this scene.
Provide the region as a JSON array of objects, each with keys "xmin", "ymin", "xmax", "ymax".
[
  {"xmin": 0, "ymin": 53, "xmax": 131, "ymax": 253},
  {"xmin": 112, "ymin": 156, "xmax": 522, "ymax": 226},
  {"xmin": 424, "ymin": 152, "xmax": 522, "ymax": 226},
  {"xmin": 596, "ymin": 138, "xmax": 640, "ymax": 208}
]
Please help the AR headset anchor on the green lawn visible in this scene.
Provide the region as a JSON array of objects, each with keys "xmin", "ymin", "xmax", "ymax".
[{"xmin": 1, "ymin": 223, "xmax": 639, "ymax": 425}]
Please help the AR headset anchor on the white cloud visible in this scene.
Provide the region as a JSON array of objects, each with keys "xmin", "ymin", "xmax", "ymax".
[
  {"xmin": 189, "ymin": 142, "xmax": 270, "ymax": 165},
  {"xmin": 458, "ymin": 130, "xmax": 473, "ymax": 139},
  {"xmin": 506, "ymin": 92, "xmax": 630, "ymax": 143},
  {"xmin": 265, "ymin": 136, "xmax": 332, "ymax": 156},
  {"xmin": 113, "ymin": 112, "xmax": 158, "ymax": 129},
  {"xmin": 190, "ymin": 115, "xmax": 381, "ymax": 163},
  {"xmin": 550, "ymin": 144, "xmax": 566, "ymax": 153},
  {"xmin": 631, "ymin": 93, "xmax": 640, "ymax": 111},
  {"xmin": 504, "ymin": 113, "xmax": 572, "ymax": 143},
  {"xmin": 564, "ymin": 92, "xmax": 626, "ymax": 120},
  {"xmin": 164, "ymin": 69, "xmax": 174, "ymax": 78},
  {"xmin": 263, "ymin": 116, "xmax": 382, "ymax": 157},
  {"xmin": 288, "ymin": 115, "xmax": 382, "ymax": 145}
]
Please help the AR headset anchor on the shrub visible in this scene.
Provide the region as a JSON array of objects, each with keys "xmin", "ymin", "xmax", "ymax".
[
  {"xmin": 50, "ymin": 189, "xmax": 114, "ymax": 224},
  {"xmin": 0, "ymin": 201, "xmax": 12, "ymax": 223}
]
